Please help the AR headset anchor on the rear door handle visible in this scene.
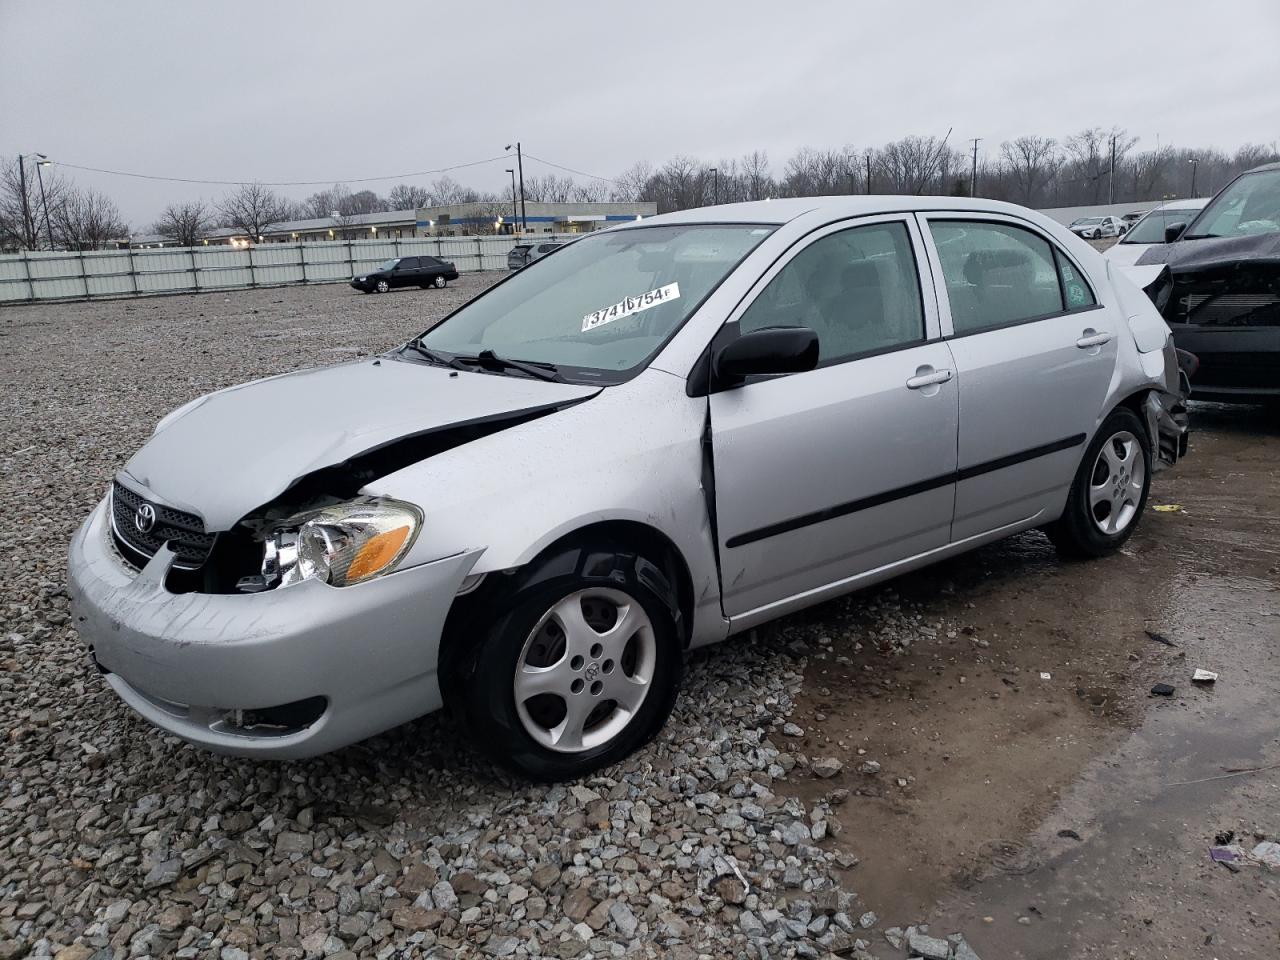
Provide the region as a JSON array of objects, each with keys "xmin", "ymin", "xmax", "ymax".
[
  {"xmin": 1076, "ymin": 331, "xmax": 1112, "ymax": 348},
  {"xmin": 906, "ymin": 368, "xmax": 953, "ymax": 389}
]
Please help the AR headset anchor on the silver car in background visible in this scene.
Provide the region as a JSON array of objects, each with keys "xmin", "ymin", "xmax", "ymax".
[
  {"xmin": 508, "ymin": 240, "xmax": 564, "ymax": 270},
  {"xmin": 69, "ymin": 196, "xmax": 1189, "ymax": 780}
]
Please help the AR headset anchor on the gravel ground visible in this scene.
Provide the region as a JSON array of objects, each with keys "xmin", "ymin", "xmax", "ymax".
[{"xmin": 0, "ymin": 280, "xmax": 983, "ymax": 960}]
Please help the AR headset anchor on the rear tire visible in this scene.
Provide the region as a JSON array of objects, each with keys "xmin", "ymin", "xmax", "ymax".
[
  {"xmin": 449, "ymin": 544, "xmax": 682, "ymax": 781},
  {"xmin": 1046, "ymin": 407, "xmax": 1151, "ymax": 558},
  {"xmin": 433, "ymin": 275, "xmax": 447, "ymax": 288}
]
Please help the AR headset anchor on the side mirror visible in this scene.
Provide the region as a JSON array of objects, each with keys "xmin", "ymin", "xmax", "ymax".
[
  {"xmin": 713, "ymin": 326, "xmax": 819, "ymax": 384},
  {"xmin": 1164, "ymin": 221, "xmax": 1188, "ymax": 243}
]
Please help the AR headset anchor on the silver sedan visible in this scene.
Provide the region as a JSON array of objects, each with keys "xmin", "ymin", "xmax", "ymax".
[{"xmin": 68, "ymin": 196, "xmax": 1189, "ymax": 780}]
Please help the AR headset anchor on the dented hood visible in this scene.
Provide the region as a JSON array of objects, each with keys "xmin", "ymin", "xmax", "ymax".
[
  {"xmin": 122, "ymin": 358, "xmax": 600, "ymax": 530},
  {"xmin": 1136, "ymin": 231, "xmax": 1280, "ymax": 273}
]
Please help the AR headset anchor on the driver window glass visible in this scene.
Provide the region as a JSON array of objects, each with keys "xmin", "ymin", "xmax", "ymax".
[
  {"xmin": 397, "ymin": 258, "xmax": 417, "ymax": 270},
  {"xmin": 738, "ymin": 221, "xmax": 925, "ymax": 364}
]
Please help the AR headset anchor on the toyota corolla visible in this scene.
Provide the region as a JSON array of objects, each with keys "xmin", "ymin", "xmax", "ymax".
[{"xmin": 69, "ymin": 197, "xmax": 1189, "ymax": 781}]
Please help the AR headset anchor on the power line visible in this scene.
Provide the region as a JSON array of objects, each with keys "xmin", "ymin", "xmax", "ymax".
[
  {"xmin": 45, "ymin": 154, "xmax": 514, "ymax": 187},
  {"xmin": 521, "ymin": 153, "xmax": 619, "ymax": 184}
]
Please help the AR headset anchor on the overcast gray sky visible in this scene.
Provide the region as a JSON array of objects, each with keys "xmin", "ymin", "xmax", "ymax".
[{"xmin": 2, "ymin": 0, "xmax": 1277, "ymax": 226}]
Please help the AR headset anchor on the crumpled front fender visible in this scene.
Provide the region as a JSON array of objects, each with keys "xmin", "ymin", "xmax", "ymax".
[{"xmin": 1143, "ymin": 337, "xmax": 1190, "ymax": 471}]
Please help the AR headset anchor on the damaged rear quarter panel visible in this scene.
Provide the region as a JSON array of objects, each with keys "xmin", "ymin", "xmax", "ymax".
[{"xmin": 363, "ymin": 368, "xmax": 728, "ymax": 647}]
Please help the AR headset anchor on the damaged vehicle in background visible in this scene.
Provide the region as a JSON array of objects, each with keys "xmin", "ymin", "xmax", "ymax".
[
  {"xmin": 1104, "ymin": 197, "xmax": 1209, "ymax": 267},
  {"xmin": 69, "ymin": 196, "xmax": 1189, "ymax": 781},
  {"xmin": 1128, "ymin": 161, "xmax": 1280, "ymax": 404}
]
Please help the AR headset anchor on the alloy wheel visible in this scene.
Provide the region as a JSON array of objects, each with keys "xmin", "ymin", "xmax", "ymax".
[
  {"xmin": 376, "ymin": 279, "xmax": 389, "ymax": 293},
  {"xmin": 513, "ymin": 588, "xmax": 656, "ymax": 753},
  {"xmin": 1088, "ymin": 430, "xmax": 1145, "ymax": 535}
]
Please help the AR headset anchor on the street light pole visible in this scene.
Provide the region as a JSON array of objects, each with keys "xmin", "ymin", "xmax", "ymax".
[
  {"xmin": 710, "ymin": 167, "xmax": 718, "ymax": 205},
  {"xmin": 17, "ymin": 154, "xmax": 34, "ymax": 250},
  {"xmin": 505, "ymin": 143, "xmax": 527, "ymax": 233},
  {"xmin": 865, "ymin": 151, "xmax": 873, "ymax": 195},
  {"xmin": 35, "ymin": 154, "xmax": 54, "ymax": 250},
  {"xmin": 970, "ymin": 138, "xmax": 981, "ymax": 198},
  {"xmin": 1188, "ymin": 157, "xmax": 1200, "ymax": 196},
  {"xmin": 505, "ymin": 168, "xmax": 517, "ymax": 230}
]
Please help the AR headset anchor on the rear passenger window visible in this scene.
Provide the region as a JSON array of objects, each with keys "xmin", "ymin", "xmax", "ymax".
[
  {"xmin": 928, "ymin": 221, "xmax": 1071, "ymax": 334},
  {"xmin": 739, "ymin": 221, "xmax": 925, "ymax": 365}
]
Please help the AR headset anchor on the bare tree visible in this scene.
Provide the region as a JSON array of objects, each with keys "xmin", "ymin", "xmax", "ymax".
[
  {"xmin": 54, "ymin": 188, "xmax": 128, "ymax": 250},
  {"xmin": 154, "ymin": 200, "xmax": 213, "ymax": 247},
  {"xmin": 740, "ymin": 151, "xmax": 774, "ymax": 200},
  {"xmin": 428, "ymin": 175, "xmax": 469, "ymax": 206},
  {"xmin": 344, "ymin": 189, "xmax": 386, "ymax": 215},
  {"xmin": 878, "ymin": 135, "xmax": 955, "ymax": 194},
  {"xmin": 387, "ymin": 183, "xmax": 432, "ymax": 210},
  {"xmin": 609, "ymin": 161, "xmax": 653, "ymax": 203},
  {"xmin": 999, "ymin": 136, "xmax": 1060, "ymax": 205},
  {"xmin": 1063, "ymin": 127, "xmax": 1138, "ymax": 203},
  {"xmin": 0, "ymin": 155, "xmax": 70, "ymax": 250},
  {"xmin": 218, "ymin": 182, "xmax": 292, "ymax": 238},
  {"xmin": 781, "ymin": 147, "xmax": 850, "ymax": 197}
]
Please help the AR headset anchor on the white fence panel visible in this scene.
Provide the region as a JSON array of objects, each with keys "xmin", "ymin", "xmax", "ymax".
[{"xmin": 0, "ymin": 234, "xmax": 576, "ymax": 303}]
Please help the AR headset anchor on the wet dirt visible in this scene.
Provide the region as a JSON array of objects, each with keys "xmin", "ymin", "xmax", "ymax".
[{"xmin": 775, "ymin": 402, "xmax": 1280, "ymax": 957}]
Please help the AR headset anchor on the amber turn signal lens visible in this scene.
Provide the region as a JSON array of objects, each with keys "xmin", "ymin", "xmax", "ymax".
[{"xmin": 346, "ymin": 525, "xmax": 411, "ymax": 583}]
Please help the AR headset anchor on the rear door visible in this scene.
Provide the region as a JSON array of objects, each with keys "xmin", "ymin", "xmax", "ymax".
[
  {"xmin": 710, "ymin": 215, "xmax": 958, "ymax": 620},
  {"xmin": 918, "ymin": 213, "xmax": 1118, "ymax": 541}
]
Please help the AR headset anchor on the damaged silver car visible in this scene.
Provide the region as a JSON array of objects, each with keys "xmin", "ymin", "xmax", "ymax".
[{"xmin": 69, "ymin": 197, "xmax": 1189, "ymax": 780}]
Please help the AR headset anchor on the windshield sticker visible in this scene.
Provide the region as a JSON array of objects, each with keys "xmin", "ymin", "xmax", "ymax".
[{"xmin": 582, "ymin": 283, "xmax": 681, "ymax": 333}]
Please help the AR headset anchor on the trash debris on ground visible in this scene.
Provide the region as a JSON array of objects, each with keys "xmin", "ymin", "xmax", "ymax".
[
  {"xmin": 1215, "ymin": 830, "xmax": 1235, "ymax": 845},
  {"xmin": 1039, "ymin": 672, "xmax": 1052, "ymax": 680},
  {"xmin": 1057, "ymin": 829, "xmax": 1082, "ymax": 841},
  {"xmin": 1211, "ymin": 846, "xmax": 1244, "ymax": 873},
  {"xmin": 1145, "ymin": 629, "xmax": 1177, "ymax": 647},
  {"xmin": 1150, "ymin": 683, "xmax": 1176, "ymax": 696},
  {"xmin": 1252, "ymin": 841, "xmax": 1280, "ymax": 870},
  {"xmin": 1191, "ymin": 668, "xmax": 1218, "ymax": 684},
  {"xmin": 1152, "ymin": 503, "xmax": 1183, "ymax": 512}
]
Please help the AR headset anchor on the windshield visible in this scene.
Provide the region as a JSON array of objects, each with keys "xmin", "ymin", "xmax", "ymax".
[
  {"xmin": 1122, "ymin": 206, "xmax": 1203, "ymax": 244},
  {"xmin": 377, "ymin": 258, "xmax": 400, "ymax": 272},
  {"xmin": 417, "ymin": 224, "xmax": 775, "ymax": 380},
  {"xmin": 1185, "ymin": 169, "xmax": 1280, "ymax": 239}
]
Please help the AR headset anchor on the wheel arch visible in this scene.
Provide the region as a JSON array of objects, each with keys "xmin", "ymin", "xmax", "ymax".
[{"xmin": 439, "ymin": 519, "xmax": 698, "ymax": 705}]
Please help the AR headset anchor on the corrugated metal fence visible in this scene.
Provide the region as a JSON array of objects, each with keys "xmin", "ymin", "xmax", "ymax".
[{"xmin": 0, "ymin": 235, "xmax": 568, "ymax": 304}]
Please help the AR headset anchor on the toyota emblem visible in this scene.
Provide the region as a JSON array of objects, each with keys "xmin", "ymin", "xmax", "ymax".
[{"xmin": 134, "ymin": 502, "xmax": 157, "ymax": 534}]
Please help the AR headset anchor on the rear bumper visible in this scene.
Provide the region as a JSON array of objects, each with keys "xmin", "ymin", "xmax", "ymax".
[{"xmin": 68, "ymin": 497, "xmax": 482, "ymax": 758}]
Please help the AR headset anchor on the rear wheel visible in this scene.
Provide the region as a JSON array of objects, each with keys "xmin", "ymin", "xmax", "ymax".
[
  {"xmin": 1046, "ymin": 407, "xmax": 1151, "ymax": 558},
  {"xmin": 433, "ymin": 274, "xmax": 447, "ymax": 288},
  {"xmin": 450, "ymin": 545, "xmax": 682, "ymax": 781}
]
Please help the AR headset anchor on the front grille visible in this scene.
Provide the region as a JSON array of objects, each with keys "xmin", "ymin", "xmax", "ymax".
[
  {"xmin": 1177, "ymin": 292, "xmax": 1280, "ymax": 327},
  {"xmin": 110, "ymin": 481, "xmax": 216, "ymax": 570}
]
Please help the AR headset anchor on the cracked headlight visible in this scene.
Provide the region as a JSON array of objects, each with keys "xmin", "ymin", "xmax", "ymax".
[{"xmin": 264, "ymin": 497, "xmax": 421, "ymax": 588}]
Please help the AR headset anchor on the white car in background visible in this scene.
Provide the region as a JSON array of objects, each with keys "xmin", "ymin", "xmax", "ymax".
[
  {"xmin": 1070, "ymin": 215, "xmax": 1127, "ymax": 240},
  {"xmin": 1103, "ymin": 198, "xmax": 1211, "ymax": 266}
]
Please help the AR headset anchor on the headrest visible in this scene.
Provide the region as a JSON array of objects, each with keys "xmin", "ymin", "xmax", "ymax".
[{"xmin": 962, "ymin": 248, "xmax": 1031, "ymax": 286}]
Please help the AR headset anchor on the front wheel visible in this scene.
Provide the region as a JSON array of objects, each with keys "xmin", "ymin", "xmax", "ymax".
[
  {"xmin": 433, "ymin": 275, "xmax": 447, "ymax": 288},
  {"xmin": 1046, "ymin": 407, "xmax": 1151, "ymax": 558},
  {"xmin": 375, "ymin": 279, "xmax": 389, "ymax": 293},
  {"xmin": 451, "ymin": 547, "xmax": 682, "ymax": 781}
]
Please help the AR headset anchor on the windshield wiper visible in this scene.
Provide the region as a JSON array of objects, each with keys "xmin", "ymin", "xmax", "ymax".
[
  {"xmin": 399, "ymin": 340, "xmax": 468, "ymax": 370},
  {"xmin": 454, "ymin": 349, "xmax": 566, "ymax": 383}
]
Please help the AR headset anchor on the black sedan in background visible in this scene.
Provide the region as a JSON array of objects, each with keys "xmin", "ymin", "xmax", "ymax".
[{"xmin": 352, "ymin": 256, "xmax": 458, "ymax": 294}]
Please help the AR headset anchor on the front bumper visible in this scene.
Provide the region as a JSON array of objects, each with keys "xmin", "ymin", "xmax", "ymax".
[{"xmin": 68, "ymin": 498, "xmax": 481, "ymax": 758}]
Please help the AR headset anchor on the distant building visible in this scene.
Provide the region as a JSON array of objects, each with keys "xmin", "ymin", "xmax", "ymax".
[
  {"xmin": 259, "ymin": 209, "xmax": 419, "ymax": 244},
  {"xmin": 416, "ymin": 201, "xmax": 657, "ymax": 236}
]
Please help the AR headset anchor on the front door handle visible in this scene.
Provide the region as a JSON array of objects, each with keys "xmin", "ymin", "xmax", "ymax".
[
  {"xmin": 1076, "ymin": 330, "xmax": 1112, "ymax": 349},
  {"xmin": 906, "ymin": 367, "xmax": 954, "ymax": 390}
]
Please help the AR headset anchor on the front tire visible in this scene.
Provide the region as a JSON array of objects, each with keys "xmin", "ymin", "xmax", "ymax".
[
  {"xmin": 450, "ymin": 546, "xmax": 682, "ymax": 781},
  {"xmin": 1046, "ymin": 407, "xmax": 1151, "ymax": 558},
  {"xmin": 375, "ymin": 279, "xmax": 389, "ymax": 293}
]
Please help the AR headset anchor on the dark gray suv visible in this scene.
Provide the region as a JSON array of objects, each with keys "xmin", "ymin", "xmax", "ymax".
[{"xmin": 508, "ymin": 241, "xmax": 563, "ymax": 270}]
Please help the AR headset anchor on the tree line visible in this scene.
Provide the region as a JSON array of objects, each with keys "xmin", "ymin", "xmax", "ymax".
[{"xmin": 3, "ymin": 129, "xmax": 1276, "ymax": 250}]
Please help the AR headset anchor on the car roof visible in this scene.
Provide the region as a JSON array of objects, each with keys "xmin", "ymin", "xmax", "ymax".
[
  {"xmin": 1245, "ymin": 160, "xmax": 1280, "ymax": 174},
  {"xmin": 617, "ymin": 195, "xmax": 1062, "ymax": 229}
]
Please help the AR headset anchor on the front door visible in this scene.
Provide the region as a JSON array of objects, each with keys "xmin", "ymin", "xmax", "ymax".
[
  {"xmin": 710, "ymin": 216, "xmax": 959, "ymax": 620},
  {"xmin": 393, "ymin": 257, "xmax": 420, "ymax": 287},
  {"xmin": 919, "ymin": 214, "xmax": 1120, "ymax": 540}
]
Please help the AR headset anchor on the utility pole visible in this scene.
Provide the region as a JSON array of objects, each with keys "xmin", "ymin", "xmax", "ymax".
[
  {"xmin": 1188, "ymin": 157, "xmax": 1200, "ymax": 196},
  {"xmin": 865, "ymin": 151, "xmax": 873, "ymax": 195},
  {"xmin": 505, "ymin": 143, "xmax": 527, "ymax": 233},
  {"xmin": 505, "ymin": 168, "xmax": 517, "ymax": 230},
  {"xmin": 35, "ymin": 155, "xmax": 53, "ymax": 250},
  {"xmin": 17, "ymin": 155, "xmax": 34, "ymax": 250},
  {"xmin": 970, "ymin": 138, "xmax": 981, "ymax": 198},
  {"xmin": 710, "ymin": 167, "xmax": 719, "ymax": 205},
  {"xmin": 1108, "ymin": 134, "xmax": 1117, "ymax": 204}
]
